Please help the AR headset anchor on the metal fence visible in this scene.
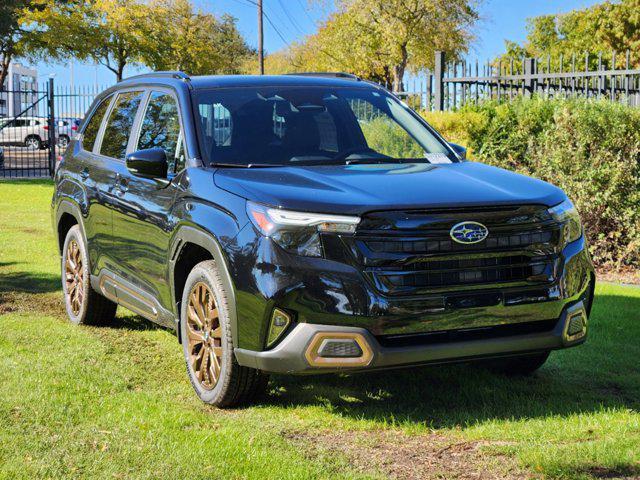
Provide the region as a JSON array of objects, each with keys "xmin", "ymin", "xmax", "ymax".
[
  {"xmin": 2, "ymin": 54, "xmax": 639, "ymax": 178},
  {"xmin": 0, "ymin": 80, "xmax": 105, "ymax": 178},
  {"xmin": 395, "ymin": 51, "xmax": 640, "ymax": 112}
]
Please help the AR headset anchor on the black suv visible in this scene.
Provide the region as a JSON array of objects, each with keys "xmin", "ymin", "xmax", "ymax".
[{"xmin": 52, "ymin": 72, "xmax": 595, "ymax": 407}]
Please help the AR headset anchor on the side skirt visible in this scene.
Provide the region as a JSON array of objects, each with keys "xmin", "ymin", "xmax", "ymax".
[{"xmin": 90, "ymin": 269, "xmax": 177, "ymax": 329}]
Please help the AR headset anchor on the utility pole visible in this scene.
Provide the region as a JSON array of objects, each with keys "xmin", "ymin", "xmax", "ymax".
[{"xmin": 257, "ymin": 0, "xmax": 264, "ymax": 75}]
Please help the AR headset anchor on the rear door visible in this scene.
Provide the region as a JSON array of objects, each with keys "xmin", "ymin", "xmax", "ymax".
[
  {"xmin": 70, "ymin": 94, "xmax": 115, "ymax": 276},
  {"xmin": 89, "ymin": 90, "xmax": 145, "ymax": 276},
  {"xmin": 109, "ymin": 89, "xmax": 184, "ymax": 314}
]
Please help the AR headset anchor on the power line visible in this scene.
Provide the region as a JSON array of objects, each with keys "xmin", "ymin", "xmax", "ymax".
[
  {"xmin": 277, "ymin": 0, "xmax": 305, "ymax": 35},
  {"xmin": 295, "ymin": 0, "xmax": 315, "ymax": 24}
]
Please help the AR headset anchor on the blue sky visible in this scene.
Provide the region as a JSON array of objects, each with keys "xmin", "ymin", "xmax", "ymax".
[{"xmin": 35, "ymin": 0, "xmax": 600, "ymax": 87}]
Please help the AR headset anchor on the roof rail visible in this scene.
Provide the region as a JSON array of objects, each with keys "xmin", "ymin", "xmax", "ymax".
[
  {"xmin": 285, "ymin": 72, "xmax": 361, "ymax": 81},
  {"xmin": 123, "ymin": 71, "xmax": 190, "ymax": 82}
]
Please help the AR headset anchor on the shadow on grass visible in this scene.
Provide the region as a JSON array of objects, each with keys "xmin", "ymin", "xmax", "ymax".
[
  {"xmin": 264, "ymin": 291, "xmax": 640, "ymax": 429},
  {"xmin": 0, "ymin": 270, "xmax": 60, "ymax": 294}
]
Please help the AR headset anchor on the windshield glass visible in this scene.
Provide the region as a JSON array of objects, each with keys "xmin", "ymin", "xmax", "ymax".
[{"xmin": 194, "ymin": 86, "xmax": 455, "ymax": 166}]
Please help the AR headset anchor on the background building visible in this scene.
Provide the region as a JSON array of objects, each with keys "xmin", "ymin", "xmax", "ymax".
[{"xmin": 0, "ymin": 62, "xmax": 39, "ymax": 118}]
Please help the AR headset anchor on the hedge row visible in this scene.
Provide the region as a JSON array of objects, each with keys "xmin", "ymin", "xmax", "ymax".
[{"xmin": 423, "ymin": 98, "xmax": 640, "ymax": 270}]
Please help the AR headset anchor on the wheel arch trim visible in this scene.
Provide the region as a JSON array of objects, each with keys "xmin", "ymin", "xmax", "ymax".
[
  {"xmin": 54, "ymin": 199, "xmax": 87, "ymax": 255},
  {"xmin": 169, "ymin": 226, "xmax": 238, "ymax": 347}
]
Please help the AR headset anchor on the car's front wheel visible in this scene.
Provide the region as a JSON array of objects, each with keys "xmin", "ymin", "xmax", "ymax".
[
  {"xmin": 61, "ymin": 225, "xmax": 117, "ymax": 325},
  {"xmin": 180, "ymin": 260, "xmax": 268, "ymax": 407}
]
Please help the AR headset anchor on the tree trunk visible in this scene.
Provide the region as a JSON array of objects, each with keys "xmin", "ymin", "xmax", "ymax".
[
  {"xmin": 0, "ymin": 51, "xmax": 13, "ymax": 92},
  {"xmin": 391, "ymin": 43, "xmax": 408, "ymax": 93}
]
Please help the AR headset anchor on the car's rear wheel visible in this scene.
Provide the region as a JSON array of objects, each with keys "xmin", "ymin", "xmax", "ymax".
[
  {"xmin": 180, "ymin": 260, "xmax": 268, "ymax": 407},
  {"xmin": 57, "ymin": 135, "xmax": 70, "ymax": 148},
  {"xmin": 62, "ymin": 225, "xmax": 117, "ymax": 325},
  {"xmin": 24, "ymin": 135, "xmax": 41, "ymax": 150},
  {"xmin": 488, "ymin": 351, "xmax": 551, "ymax": 375}
]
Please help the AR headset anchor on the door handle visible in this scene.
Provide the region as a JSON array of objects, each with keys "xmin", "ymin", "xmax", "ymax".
[
  {"xmin": 113, "ymin": 175, "xmax": 128, "ymax": 194},
  {"xmin": 118, "ymin": 178, "xmax": 129, "ymax": 193}
]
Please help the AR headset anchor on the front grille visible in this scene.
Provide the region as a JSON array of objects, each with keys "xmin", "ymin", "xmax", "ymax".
[
  {"xmin": 365, "ymin": 229, "xmax": 554, "ymax": 255},
  {"xmin": 350, "ymin": 206, "xmax": 561, "ymax": 296}
]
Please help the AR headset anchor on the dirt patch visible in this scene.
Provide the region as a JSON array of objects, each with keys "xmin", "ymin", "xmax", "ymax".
[
  {"xmin": 597, "ymin": 267, "xmax": 640, "ymax": 286},
  {"xmin": 0, "ymin": 291, "xmax": 65, "ymax": 318},
  {"xmin": 282, "ymin": 429, "xmax": 531, "ymax": 480},
  {"xmin": 580, "ymin": 465, "xmax": 640, "ymax": 479}
]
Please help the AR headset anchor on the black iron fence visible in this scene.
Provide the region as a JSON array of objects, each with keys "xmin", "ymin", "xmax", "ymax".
[
  {"xmin": 0, "ymin": 80, "xmax": 105, "ymax": 178},
  {"xmin": 395, "ymin": 51, "xmax": 640, "ymax": 112},
  {"xmin": 2, "ymin": 55, "xmax": 639, "ymax": 178}
]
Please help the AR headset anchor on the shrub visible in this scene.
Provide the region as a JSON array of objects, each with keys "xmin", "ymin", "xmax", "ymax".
[{"xmin": 423, "ymin": 98, "xmax": 640, "ymax": 269}]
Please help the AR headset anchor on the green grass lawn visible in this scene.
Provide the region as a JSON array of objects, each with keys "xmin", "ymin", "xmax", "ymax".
[{"xmin": 1, "ymin": 179, "xmax": 639, "ymax": 480}]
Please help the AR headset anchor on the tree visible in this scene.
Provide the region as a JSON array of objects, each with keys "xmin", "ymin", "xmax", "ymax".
[
  {"xmin": 0, "ymin": 1, "xmax": 46, "ymax": 90},
  {"xmin": 25, "ymin": 0, "xmax": 155, "ymax": 81},
  {"xmin": 142, "ymin": 0, "xmax": 252, "ymax": 75},
  {"xmin": 25, "ymin": 0, "xmax": 253, "ymax": 81},
  {"xmin": 499, "ymin": 0, "xmax": 640, "ymax": 69},
  {"xmin": 287, "ymin": 0, "xmax": 480, "ymax": 91}
]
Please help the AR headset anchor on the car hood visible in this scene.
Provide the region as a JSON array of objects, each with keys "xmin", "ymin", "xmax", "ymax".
[{"xmin": 213, "ymin": 161, "xmax": 566, "ymax": 215}]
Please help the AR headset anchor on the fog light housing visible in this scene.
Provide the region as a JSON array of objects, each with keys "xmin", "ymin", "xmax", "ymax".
[
  {"xmin": 563, "ymin": 306, "xmax": 587, "ymax": 343},
  {"xmin": 305, "ymin": 332, "xmax": 373, "ymax": 367},
  {"xmin": 266, "ymin": 308, "xmax": 291, "ymax": 347}
]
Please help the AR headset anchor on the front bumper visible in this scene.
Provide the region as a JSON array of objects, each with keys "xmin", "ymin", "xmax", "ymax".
[{"xmin": 234, "ymin": 299, "xmax": 589, "ymax": 374}]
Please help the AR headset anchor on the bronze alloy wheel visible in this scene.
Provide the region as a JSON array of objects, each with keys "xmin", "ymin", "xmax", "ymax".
[
  {"xmin": 186, "ymin": 282, "xmax": 223, "ymax": 390},
  {"xmin": 65, "ymin": 239, "xmax": 84, "ymax": 315}
]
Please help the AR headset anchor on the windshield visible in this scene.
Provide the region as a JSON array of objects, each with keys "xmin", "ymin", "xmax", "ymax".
[{"xmin": 194, "ymin": 86, "xmax": 456, "ymax": 166}]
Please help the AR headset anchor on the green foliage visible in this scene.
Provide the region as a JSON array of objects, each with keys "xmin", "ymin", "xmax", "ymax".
[
  {"xmin": 22, "ymin": 0, "xmax": 251, "ymax": 81},
  {"xmin": 499, "ymin": 0, "xmax": 640, "ymax": 69},
  {"xmin": 423, "ymin": 98, "xmax": 640, "ymax": 269},
  {"xmin": 0, "ymin": 0, "xmax": 45, "ymax": 89},
  {"xmin": 142, "ymin": 0, "xmax": 252, "ymax": 76},
  {"xmin": 270, "ymin": 0, "xmax": 481, "ymax": 89}
]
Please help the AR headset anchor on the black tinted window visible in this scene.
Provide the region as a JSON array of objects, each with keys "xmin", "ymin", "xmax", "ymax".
[
  {"xmin": 82, "ymin": 96, "xmax": 111, "ymax": 152},
  {"xmin": 100, "ymin": 91, "xmax": 144, "ymax": 159},
  {"xmin": 137, "ymin": 92, "xmax": 183, "ymax": 171}
]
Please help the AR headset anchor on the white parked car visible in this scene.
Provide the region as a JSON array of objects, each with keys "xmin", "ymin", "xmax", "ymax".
[
  {"xmin": 56, "ymin": 118, "xmax": 81, "ymax": 148},
  {"xmin": 0, "ymin": 116, "xmax": 51, "ymax": 149}
]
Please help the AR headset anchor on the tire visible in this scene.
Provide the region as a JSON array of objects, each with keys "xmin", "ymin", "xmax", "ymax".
[
  {"xmin": 61, "ymin": 225, "xmax": 117, "ymax": 325},
  {"xmin": 57, "ymin": 135, "xmax": 70, "ymax": 148},
  {"xmin": 24, "ymin": 135, "xmax": 42, "ymax": 150},
  {"xmin": 488, "ymin": 351, "xmax": 551, "ymax": 376},
  {"xmin": 180, "ymin": 260, "xmax": 268, "ymax": 407}
]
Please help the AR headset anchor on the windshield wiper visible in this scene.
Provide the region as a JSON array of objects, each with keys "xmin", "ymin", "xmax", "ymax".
[
  {"xmin": 345, "ymin": 158, "xmax": 418, "ymax": 165},
  {"xmin": 210, "ymin": 162, "xmax": 285, "ymax": 168}
]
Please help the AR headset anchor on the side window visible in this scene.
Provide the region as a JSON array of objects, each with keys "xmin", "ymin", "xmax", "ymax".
[
  {"xmin": 100, "ymin": 91, "xmax": 144, "ymax": 159},
  {"xmin": 82, "ymin": 96, "xmax": 112, "ymax": 152},
  {"xmin": 137, "ymin": 91, "xmax": 184, "ymax": 172}
]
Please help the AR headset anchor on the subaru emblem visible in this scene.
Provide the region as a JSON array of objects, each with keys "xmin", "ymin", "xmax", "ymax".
[{"xmin": 450, "ymin": 221, "xmax": 489, "ymax": 244}]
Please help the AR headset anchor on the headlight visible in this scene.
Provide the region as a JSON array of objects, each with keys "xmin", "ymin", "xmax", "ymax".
[
  {"xmin": 548, "ymin": 198, "xmax": 582, "ymax": 244},
  {"xmin": 247, "ymin": 202, "xmax": 360, "ymax": 257}
]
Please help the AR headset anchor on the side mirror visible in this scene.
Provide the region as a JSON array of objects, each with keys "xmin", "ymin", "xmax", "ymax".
[
  {"xmin": 449, "ymin": 142, "xmax": 467, "ymax": 160},
  {"xmin": 126, "ymin": 148, "xmax": 168, "ymax": 179}
]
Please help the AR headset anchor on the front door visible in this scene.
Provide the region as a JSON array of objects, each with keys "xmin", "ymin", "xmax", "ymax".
[{"xmin": 109, "ymin": 90, "xmax": 185, "ymax": 316}]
